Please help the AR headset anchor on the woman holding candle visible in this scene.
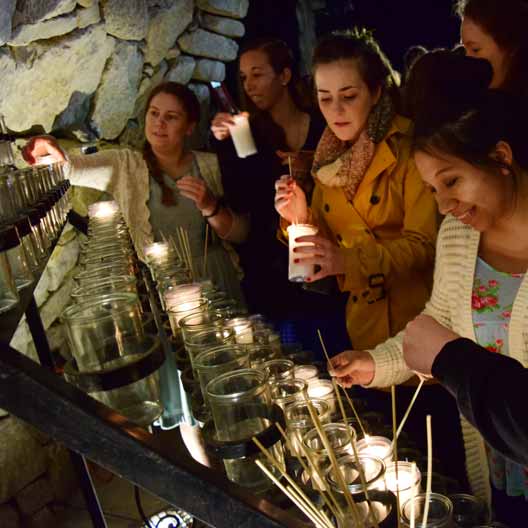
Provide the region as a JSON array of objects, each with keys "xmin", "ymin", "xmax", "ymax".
[
  {"xmin": 329, "ymin": 70, "xmax": 528, "ymax": 524},
  {"xmin": 275, "ymin": 29, "xmax": 438, "ymax": 351},
  {"xmin": 24, "ymin": 82, "xmax": 246, "ymax": 303},
  {"xmin": 211, "ymin": 37, "xmax": 349, "ymax": 355}
]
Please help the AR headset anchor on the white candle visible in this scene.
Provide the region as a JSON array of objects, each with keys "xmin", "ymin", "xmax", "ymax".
[
  {"xmin": 88, "ymin": 201, "xmax": 120, "ymax": 219},
  {"xmin": 227, "ymin": 114, "xmax": 257, "ymax": 158},
  {"xmin": 225, "ymin": 318, "xmax": 254, "ymax": 344},
  {"xmin": 384, "ymin": 461, "xmax": 421, "ymax": 515},
  {"xmin": 287, "ymin": 224, "xmax": 318, "ymax": 282},
  {"xmin": 307, "ymin": 379, "xmax": 335, "ymax": 415},
  {"xmin": 144, "ymin": 242, "xmax": 170, "ymax": 263},
  {"xmin": 293, "ymin": 365, "xmax": 318, "ymax": 385},
  {"xmin": 356, "ymin": 435, "xmax": 393, "ymax": 463}
]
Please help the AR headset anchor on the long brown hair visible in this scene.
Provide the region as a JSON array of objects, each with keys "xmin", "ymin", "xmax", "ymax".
[{"xmin": 143, "ymin": 82, "xmax": 200, "ymax": 206}]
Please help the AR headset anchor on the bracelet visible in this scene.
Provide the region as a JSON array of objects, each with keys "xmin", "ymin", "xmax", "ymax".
[{"xmin": 203, "ymin": 198, "xmax": 223, "ymax": 219}]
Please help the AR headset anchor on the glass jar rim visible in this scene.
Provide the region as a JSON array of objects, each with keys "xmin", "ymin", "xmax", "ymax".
[
  {"xmin": 61, "ymin": 292, "xmax": 140, "ymax": 324},
  {"xmin": 194, "ymin": 344, "xmax": 248, "ymax": 370},
  {"xmin": 402, "ymin": 492, "xmax": 453, "ymax": 527},
  {"xmin": 206, "ymin": 367, "xmax": 269, "ymax": 402},
  {"xmin": 303, "ymin": 422, "xmax": 356, "ymax": 453},
  {"xmin": 285, "ymin": 397, "xmax": 330, "ymax": 427},
  {"xmin": 326, "ymin": 454, "xmax": 386, "ymax": 494}
]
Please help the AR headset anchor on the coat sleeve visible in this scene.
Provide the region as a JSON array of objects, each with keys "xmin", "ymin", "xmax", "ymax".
[
  {"xmin": 338, "ymin": 156, "xmax": 438, "ymax": 292},
  {"xmin": 368, "ymin": 217, "xmax": 453, "ymax": 387},
  {"xmin": 432, "ymin": 337, "xmax": 528, "ymax": 466}
]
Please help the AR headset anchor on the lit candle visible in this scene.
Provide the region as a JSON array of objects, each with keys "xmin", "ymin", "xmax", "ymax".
[
  {"xmin": 293, "ymin": 365, "xmax": 318, "ymax": 386},
  {"xmin": 306, "ymin": 379, "xmax": 335, "ymax": 414},
  {"xmin": 225, "ymin": 318, "xmax": 254, "ymax": 344},
  {"xmin": 287, "ymin": 224, "xmax": 318, "ymax": 282},
  {"xmin": 384, "ymin": 461, "xmax": 421, "ymax": 515},
  {"xmin": 356, "ymin": 435, "xmax": 393, "ymax": 463},
  {"xmin": 144, "ymin": 242, "xmax": 170, "ymax": 263},
  {"xmin": 164, "ymin": 283, "xmax": 204, "ymax": 332},
  {"xmin": 88, "ymin": 200, "xmax": 120, "ymax": 219}
]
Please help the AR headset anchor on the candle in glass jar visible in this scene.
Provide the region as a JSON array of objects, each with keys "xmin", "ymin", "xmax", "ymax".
[
  {"xmin": 307, "ymin": 379, "xmax": 336, "ymax": 414},
  {"xmin": 293, "ymin": 365, "xmax": 318, "ymax": 386},
  {"xmin": 384, "ymin": 461, "xmax": 421, "ymax": 514},
  {"xmin": 225, "ymin": 318, "xmax": 253, "ymax": 344},
  {"xmin": 227, "ymin": 114, "xmax": 257, "ymax": 158},
  {"xmin": 89, "ymin": 201, "xmax": 120, "ymax": 219},
  {"xmin": 356, "ymin": 435, "xmax": 393, "ymax": 463},
  {"xmin": 144, "ymin": 242, "xmax": 170, "ymax": 263}
]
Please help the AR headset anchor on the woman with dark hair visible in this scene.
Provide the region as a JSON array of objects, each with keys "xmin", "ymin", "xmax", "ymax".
[
  {"xmin": 276, "ymin": 29, "xmax": 438, "ymax": 351},
  {"xmin": 23, "ymin": 82, "xmax": 247, "ymax": 458},
  {"xmin": 456, "ymin": 0, "xmax": 528, "ymax": 95},
  {"xmin": 330, "ymin": 55, "xmax": 528, "ymax": 524},
  {"xmin": 211, "ymin": 37, "xmax": 349, "ymax": 355}
]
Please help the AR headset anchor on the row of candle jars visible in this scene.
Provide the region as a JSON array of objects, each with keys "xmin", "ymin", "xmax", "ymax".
[{"xmin": 0, "ymin": 160, "xmax": 70, "ymax": 314}]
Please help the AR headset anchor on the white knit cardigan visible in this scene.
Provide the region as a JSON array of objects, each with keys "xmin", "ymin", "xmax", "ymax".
[
  {"xmin": 66, "ymin": 148, "xmax": 248, "ymax": 261},
  {"xmin": 368, "ymin": 214, "xmax": 528, "ymax": 504}
]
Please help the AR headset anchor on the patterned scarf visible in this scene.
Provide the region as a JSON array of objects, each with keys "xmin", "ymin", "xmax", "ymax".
[{"xmin": 311, "ymin": 126, "xmax": 375, "ymax": 202}]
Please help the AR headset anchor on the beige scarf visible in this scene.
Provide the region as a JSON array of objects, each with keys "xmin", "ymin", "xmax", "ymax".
[{"xmin": 312, "ymin": 126, "xmax": 375, "ymax": 202}]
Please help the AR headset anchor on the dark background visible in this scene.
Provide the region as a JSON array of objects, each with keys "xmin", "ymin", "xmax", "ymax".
[{"xmin": 224, "ymin": 0, "xmax": 460, "ymax": 100}]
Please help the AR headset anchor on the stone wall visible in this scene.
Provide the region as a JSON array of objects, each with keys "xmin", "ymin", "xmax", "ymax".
[{"xmin": 0, "ymin": 2, "xmax": 248, "ymax": 524}]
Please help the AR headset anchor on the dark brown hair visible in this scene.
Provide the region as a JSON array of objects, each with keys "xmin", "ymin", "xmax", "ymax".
[
  {"xmin": 143, "ymin": 82, "xmax": 200, "ymax": 206},
  {"xmin": 455, "ymin": 0, "xmax": 528, "ymax": 96},
  {"xmin": 312, "ymin": 28, "xmax": 400, "ymax": 109}
]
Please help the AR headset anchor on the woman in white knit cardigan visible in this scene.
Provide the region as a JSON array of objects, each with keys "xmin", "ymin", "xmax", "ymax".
[{"xmin": 329, "ymin": 87, "xmax": 528, "ymax": 520}]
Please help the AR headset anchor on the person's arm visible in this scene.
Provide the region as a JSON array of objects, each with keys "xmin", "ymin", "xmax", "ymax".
[
  {"xmin": 337, "ymin": 155, "xmax": 437, "ymax": 293},
  {"xmin": 432, "ymin": 337, "xmax": 528, "ymax": 466}
]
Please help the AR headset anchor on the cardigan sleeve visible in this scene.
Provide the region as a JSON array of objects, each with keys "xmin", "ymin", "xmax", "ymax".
[
  {"xmin": 337, "ymin": 156, "xmax": 438, "ymax": 292},
  {"xmin": 368, "ymin": 217, "xmax": 453, "ymax": 387},
  {"xmin": 433, "ymin": 337, "xmax": 528, "ymax": 466}
]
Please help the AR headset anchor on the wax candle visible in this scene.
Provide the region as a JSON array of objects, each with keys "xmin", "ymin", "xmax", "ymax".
[
  {"xmin": 227, "ymin": 114, "xmax": 257, "ymax": 158},
  {"xmin": 293, "ymin": 365, "xmax": 318, "ymax": 386},
  {"xmin": 384, "ymin": 461, "xmax": 422, "ymax": 515},
  {"xmin": 306, "ymin": 379, "xmax": 335, "ymax": 415},
  {"xmin": 225, "ymin": 317, "xmax": 254, "ymax": 344},
  {"xmin": 287, "ymin": 224, "xmax": 318, "ymax": 282},
  {"xmin": 356, "ymin": 435, "xmax": 393, "ymax": 463}
]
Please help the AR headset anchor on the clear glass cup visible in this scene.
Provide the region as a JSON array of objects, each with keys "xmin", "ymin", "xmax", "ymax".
[
  {"xmin": 194, "ymin": 344, "xmax": 249, "ymax": 405},
  {"xmin": 0, "ymin": 229, "xmax": 19, "ymax": 313},
  {"xmin": 302, "ymin": 423, "xmax": 356, "ymax": 488},
  {"xmin": 270, "ymin": 378, "xmax": 307, "ymax": 411},
  {"xmin": 449, "ymin": 493, "xmax": 488, "ymax": 527},
  {"xmin": 223, "ymin": 317, "xmax": 254, "ymax": 344},
  {"xmin": 71, "ymin": 275, "xmax": 138, "ymax": 303},
  {"xmin": 179, "ymin": 310, "xmax": 227, "ymax": 344},
  {"xmin": 356, "ymin": 435, "xmax": 393, "ymax": 464},
  {"xmin": 246, "ymin": 343, "xmax": 279, "ymax": 368},
  {"xmin": 0, "ymin": 173, "xmax": 17, "ymax": 222},
  {"xmin": 75, "ymin": 261, "xmax": 135, "ymax": 283},
  {"xmin": 167, "ymin": 297, "xmax": 209, "ymax": 335},
  {"xmin": 402, "ymin": 492, "xmax": 454, "ymax": 528},
  {"xmin": 384, "ymin": 461, "xmax": 422, "ymax": 514},
  {"xmin": 307, "ymin": 379, "xmax": 336, "ymax": 415},
  {"xmin": 184, "ymin": 326, "xmax": 235, "ymax": 369},
  {"xmin": 262, "ymin": 359, "xmax": 294, "ymax": 382},
  {"xmin": 13, "ymin": 215, "xmax": 40, "ymax": 272},
  {"xmin": 206, "ymin": 368, "xmax": 283, "ymax": 490},
  {"xmin": 284, "ymin": 398, "xmax": 330, "ymax": 457},
  {"xmin": 62, "ymin": 293, "xmax": 144, "ymax": 372},
  {"xmin": 2, "ymin": 225, "xmax": 34, "ymax": 290}
]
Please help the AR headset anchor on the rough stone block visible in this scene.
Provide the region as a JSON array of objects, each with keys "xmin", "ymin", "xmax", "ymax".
[
  {"xmin": 104, "ymin": 0, "xmax": 149, "ymax": 41},
  {"xmin": 144, "ymin": 0, "xmax": 193, "ymax": 66},
  {"xmin": 0, "ymin": 418, "xmax": 48, "ymax": 504},
  {"xmin": 91, "ymin": 40, "xmax": 144, "ymax": 139},
  {"xmin": 0, "ymin": 503, "xmax": 20, "ymax": 528},
  {"xmin": 192, "ymin": 58, "xmax": 225, "ymax": 82},
  {"xmin": 15, "ymin": 476, "xmax": 54, "ymax": 517},
  {"xmin": 200, "ymin": 13, "xmax": 244, "ymax": 38},
  {"xmin": 165, "ymin": 55, "xmax": 196, "ymax": 84},
  {"xmin": 0, "ymin": 0, "xmax": 16, "ymax": 45},
  {"xmin": 178, "ymin": 28, "xmax": 238, "ymax": 61},
  {"xmin": 133, "ymin": 60, "xmax": 169, "ymax": 119},
  {"xmin": 196, "ymin": 0, "xmax": 249, "ymax": 19},
  {"xmin": 0, "ymin": 24, "xmax": 114, "ymax": 132},
  {"xmin": 13, "ymin": 0, "xmax": 77, "ymax": 27}
]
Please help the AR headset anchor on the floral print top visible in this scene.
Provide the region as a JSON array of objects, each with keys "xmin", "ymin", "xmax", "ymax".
[{"xmin": 472, "ymin": 257, "xmax": 527, "ymax": 499}]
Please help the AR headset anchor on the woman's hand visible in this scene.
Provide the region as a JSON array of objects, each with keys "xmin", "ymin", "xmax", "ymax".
[
  {"xmin": 274, "ymin": 175, "xmax": 308, "ymax": 224},
  {"xmin": 211, "ymin": 111, "xmax": 250, "ymax": 141},
  {"xmin": 176, "ymin": 176, "xmax": 218, "ymax": 216},
  {"xmin": 328, "ymin": 350, "xmax": 375, "ymax": 387},
  {"xmin": 403, "ymin": 314, "xmax": 461, "ymax": 376},
  {"xmin": 293, "ymin": 233, "xmax": 345, "ymax": 281},
  {"xmin": 22, "ymin": 135, "xmax": 67, "ymax": 165}
]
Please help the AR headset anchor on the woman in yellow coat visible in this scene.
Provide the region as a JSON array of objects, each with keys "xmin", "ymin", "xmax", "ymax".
[{"xmin": 275, "ymin": 29, "xmax": 438, "ymax": 350}]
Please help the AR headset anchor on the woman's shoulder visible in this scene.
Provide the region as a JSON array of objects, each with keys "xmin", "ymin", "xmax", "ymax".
[{"xmin": 192, "ymin": 150, "xmax": 219, "ymax": 164}]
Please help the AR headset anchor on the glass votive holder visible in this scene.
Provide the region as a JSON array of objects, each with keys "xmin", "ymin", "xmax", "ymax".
[
  {"xmin": 226, "ymin": 113, "xmax": 257, "ymax": 158},
  {"xmin": 270, "ymin": 378, "xmax": 307, "ymax": 411},
  {"xmin": 307, "ymin": 378, "xmax": 336, "ymax": 415},
  {"xmin": 184, "ymin": 327, "xmax": 235, "ymax": 369},
  {"xmin": 0, "ymin": 229, "xmax": 19, "ymax": 313},
  {"xmin": 167, "ymin": 298, "xmax": 208, "ymax": 335},
  {"xmin": 194, "ymin": 344, "xmax": 250, "ymax": 405},
  {"xmin": 356, "ymin": 435, "xmax": 393, "ymax": 464},
  {"xmin": 384, "ymin": 461, "xmax": 422, "ymax": 514},
  {"xmin": 75, "ymin": 261, "xmax": 135, "ymax": 283},
  {"xmin": 2, "ymin": 225, "xmax": 34, "ymax": 290},
  {"xmin": 302, "ymin": 422, "xmax": 356, "ymax": 489},
  {"xmin": 449, "ymin": 493, "xmax": 488, "ymax": 527},
  {"xmin": 253, "ymin": 328, "xmax": 281, "ymax": 356},
  {"xmin": 262, "ymin": 359, "xmax": 294, "ymax": 382},
  {"xmin": 401, "ymin": 492, "xmax": 454, "ymax": 528},
  {"xmin": 287, "ymin": 224, "xmax": 318, "ymax": 282},
  {"xmin": 284, "ymin": 398, "xmax": 331, "ymax": 457},
  {"xmin": 224, "ymin": 317, "xmax": 254, "ymax": 344},
  {"xmin": 71, "ymin": 275, "xmax": 138, "ymax": 303},
  {"xmin": 246, "ymin": 343, "xmax": 279, "ymax": 368},
  {"xmin": 13, "ymin": 215, "xmax": 40, "ymax": 272},
  {"xmin": 179, "ymin": 310, "xmax": 227, "ymax": 344},
  {"xmin": 293, "ymin": 364, "xmax": 319, "ymax": 385}
]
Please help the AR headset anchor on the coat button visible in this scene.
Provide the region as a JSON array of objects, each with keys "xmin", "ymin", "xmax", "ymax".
[{"xmin": 324, "ymin": 203, "xmax": 330, "ymax": 213}]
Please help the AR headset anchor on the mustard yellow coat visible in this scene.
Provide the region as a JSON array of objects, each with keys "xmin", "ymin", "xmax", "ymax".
[{"xmin": 311, "ymin": 115, "xmax": 438, "ymax": 350}]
